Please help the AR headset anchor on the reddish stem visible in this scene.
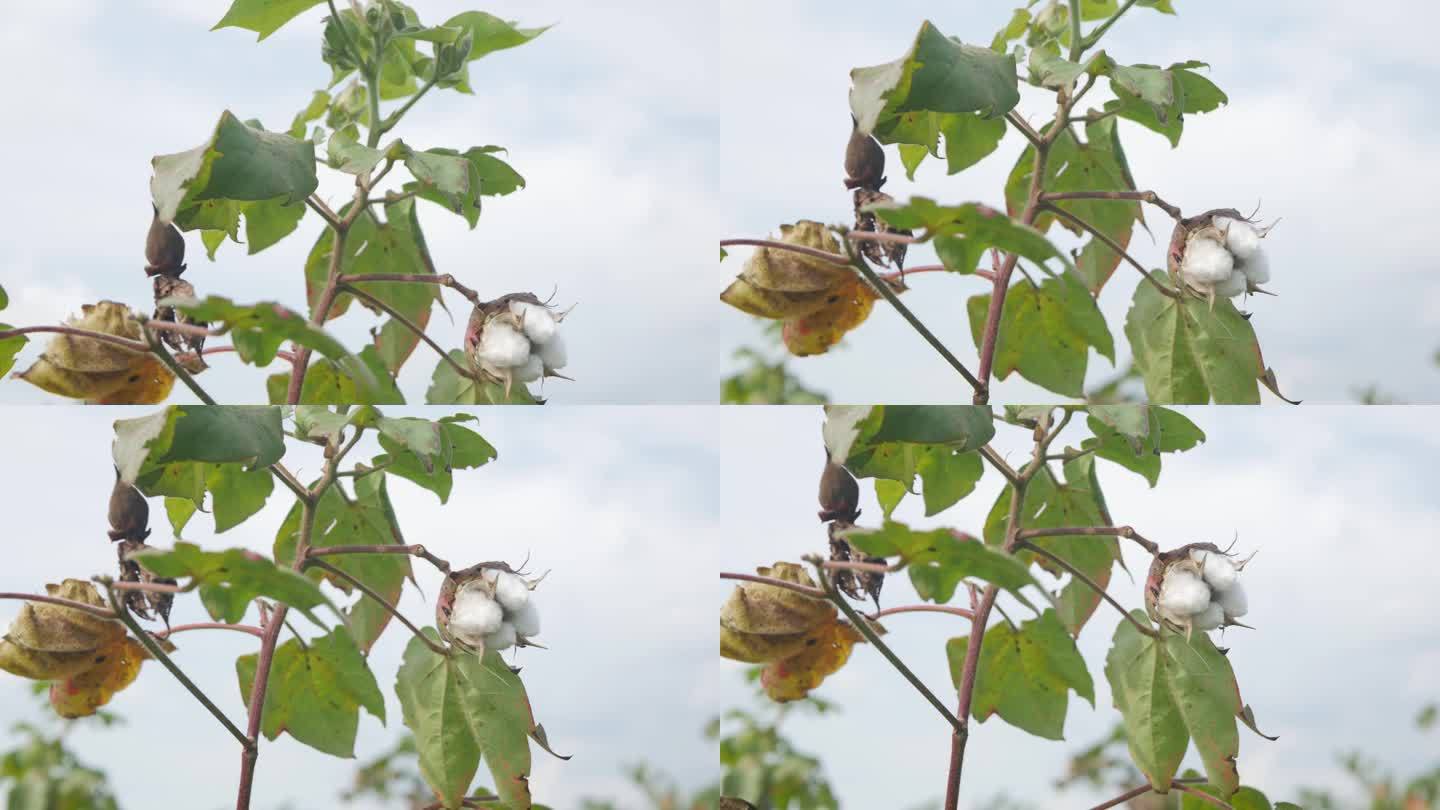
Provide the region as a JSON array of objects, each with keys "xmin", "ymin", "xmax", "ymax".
[
  {"xmin": 870, "ymin": 604, "xmax": 975, "ymax": 621},
  {"xmin": 157, "ymin": 623, "xmax": 264, "ymax": 640},
  {"xmin": 719, "ymin": 571, "xmax": 826, "ymax": 600},
  {"xmin": 0, "ymin": 591, "xmax": 118, "ymax": 620}
]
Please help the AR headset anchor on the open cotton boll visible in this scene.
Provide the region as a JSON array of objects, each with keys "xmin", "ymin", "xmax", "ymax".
[
  {"xmin": 510, "ymin": 301, "xmax": 558, "ymax": 345},
  {"xmin": 510, "ymin": 601, "xmax": 541, "ymax": 638},
  {"xmin": 537, "ymin": 333, "xmax": 567, "ymax": 371},
  {"xmin": 1241, "ymin": 249, "xmax": 1271, "ymax": 285},
  {"xmin": 1190, "ymin": 549, "xmax": 1239, "ymax": 590},
  {"xmin": 511, "ymin": 355, "xmax": 544, "ymax": 383},
  {"xmin": 1216, "ymin": 581, "xmax": 1248, "ymax": 619},
  {"xmin": 484, "ymin": 622, "xmax": 517, "ymax": 651},
  {"xmin": 1158, "ymin": 569, "xmax": 1211, "ymax": 616},
  {"xmin": 1216, "ymin": 216, "xmax": 1263, "ymax": 260},
  {"xmin": 1213, "ymin": 270, "xmax": 1248, "ymax": 299},
  {"xmin": 478, "ymin": 322, "xmax": 531, "ymax": 368},
  {"xmin": 484, "ymin": 570, "xmax": 531, "ymax": 612},
  {"xmin": 1181, "ymin": 236, "xmax": 1235, "ymax": 284},
  {"xmin": 1192, "ymin": 603, "xmax": 1225, "ymax": 631},
  {"xmin": 448, "ymin": 588, "xmax": 504, "ymax": 644}
]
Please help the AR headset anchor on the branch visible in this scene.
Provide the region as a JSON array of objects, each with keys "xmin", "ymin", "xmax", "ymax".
[
  {"xmin": 1068, "ymin": 0, "xmax": 1084, "ymax": 61},
  {"xmin": 1039, "ymin": 189, "xmax": 1183, "ymax": 221},
  {"xmin": 1018, "ymin": 540, "xmax": 1157, "ymax": 637},
  {"xmin": 977, "ymin": 445, "xmax": 1021, "ymax": 486},
  {"xmin": 324, "ymin": 0, "xmax": 367, "ymax": 73},
  {"xmin": 338, "ymin": 282, "xmax": 478, "ymax": 384},
  {"xmin": 820, "ymin": 558, "xmax": 903, "ymax": 574},
  {"xmin": 1014, "ymin": 525, "xmax": 1159, "ymax": 556},
  {"xmin": 719, "ymin": 571, "xmax": 825, "ymax": 601},
  {"xmin": 1087, "ymin": 778, "xmax": 1209, "ymax": 810},
  {"xmin": 0, "ymin": 325, "xmax": 146, "ymax": 353},
  {"xmin": 380, "ymin": 78, "xmax": 437, "ymax": 135},
  {"xmin": 1082, "ymin": 0, "xmax": 1140, "ymax": 51},
  {"xmin": 338, "ymin": 272, "xmax": 482, "ymax": 305},
  {"xmin": 1170, "ymin": 783, "xmax": 1236, "ymax": 809},
  {"xmin": 1005, "ymin": 111, "xmax": 1043, "ymax": 148},
  {"xmin": 102, "ymin": 582, "xmax": 251, "ymax": 750},
  {"xmin": 305, "ymin": 558, "xmax": 447, "ymax": 655},
  {"xmin": 719, "ymin": 238, "xmax": 851, "ymax": 266},
  {"xmin": 0, "ymin": 592, "xmax": 117, "ymax": 620},
  {"xmin": 144, "ymin": 325, "xmax": 217, "ymax": 405},
  {"xmin": 179, "ymin": 345, "xmax": 297, "ymax": 366},
  {"xmin": 307, "ymin": 543, "xmax": 451, "ymax": 574},
  {"xmin": 845, "ymin": 230, "xmax": 918, "ymax": 247},
  {"xmin": 156, "ymin": 623, "xmax": 264, "ymax": 640},
  {"xmin": 870, "ymin": 604, "xmax": 974, "ymax": 622},
  {"xmin": 306, "ymin": 195, "xmax": 342, "ymax": 230}
]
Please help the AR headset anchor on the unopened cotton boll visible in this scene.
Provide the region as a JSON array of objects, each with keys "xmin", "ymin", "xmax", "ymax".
[
  {"xmin": 448, "ymin": 588, "xmax": 504, "ymax": 645},
  {"xmin": 510, "ymin": 301, "xmax": 557, "ymax": 345},
  {"xmin": 537, "ymin": 332, "xmax": 567, "ymax": 371},
  {"xmin": 1181, "ymin": 236, "xmax": 1235, "ymax": 284},
  {"xmin": 1241, "ymin": 249, "xmax": 1271, "ymax": 285},
  {"xmin": 484, "ymin": 622, "xmax": 517, "ymax": 651},
  {"xmin": 1212, "ymin": 270, "xmax": 1248, "ymax": 299},
  {"xmin": 1192, "ymin": 602, "xmax": 1225, "ymax": 631},
  {"xmin": 1190, "ymin": 549, "xmax": 1239, "ymax": 590},
  {"xmin": 1216, "ymin": 581, "xmax": 1248, "ymax": 619},
  {"xmin": 1216, "ymin": 216, "xmax": 1263, "ymax": 260},
  {"xmin": 485, "ymin": 570, "xmax": 530, "ymax": 612},
  {"xmin": 1158, "ymin": 568, "xmax": 1211, "ymax": 616},
  {"xmin": 512, "ymin": 355, "xmax": 544, "ymax": 383},
  {"xmin": 478, "ymin": 322, "xmax": 530, "ymax": 368},
  {"xmin": 510, "ymin": 601, "xmax": 541, "ymax": 638}
]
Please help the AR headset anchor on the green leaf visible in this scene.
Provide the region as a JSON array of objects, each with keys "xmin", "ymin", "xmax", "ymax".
[
  {"xmin": 966, "ymin": 274, "xmax": 1115, "ymax": 398},
  {"xmin": 165, "ymin": 497, "xmax": 197, "ymax": 536},
  {"xmin": 1104, "ymin": 62, "xmax": 1227, "ymax": 147},
  {"xmin": 1083, "ymin": 407, "xmax": 1205, "ymax": 486},
  {"xmin": 243, "ymin": 196, "xmax": 307, "ymax": 254},
  {"xmin": 114, "ymin": 406, "xmax": 286, "ymax": 481},
  {"xmin": 151, "ymin": 111, "xmax": 318, "ymax": 225},
  {"xmin": 946, "ymin": 610, "xmax": 1094, "ymax": 739},
  {"xmin": 213, "ymin": 0, "xmax": 324, "ymax": 41},
  {"xmin": 234, "ymin": 626, "xmax": 384, "ymax": 757},
  {"xmin": 874, "ymin": 479, "xmax": 907, "ymax": 518},
  {"xmin": 405, "ymin": 146, "xmax": 525, "ymax": 228},
  {"xmin": 1105, "ymin": 615, "xmax": 1241, "ymax": 796},
  {"xmin": 404, "ymin": 149, "xmax": 472, "ymax": 212},
  {"xmin": 289, "ymin": 90, "xmax": 330, "ymax": 139},
  {"xmin": 442, "ymin": 11, "xmax": 549, "ymax": 61},
  {"xmin": 871, "ymin": 199, "xmax": 1070, "ymax": 276},
  {"xmin": 396, "ymin": 632, "xmax": 553, "ymax": 809},
  {"xmin": 916, "ymin": 448, "xmax": 983, "ymax": 516},
  {"xmin": 1006, "ymin": 123, "xmax": 1137, "ymax": 243},
  {"xmin": 846, "ymin": 521, "xmax": 1049, "ymax": 608},
  {"xmin": 132, "ymin": 543, "xmax": 330, "ymax": 624},
  {"xmin": 0, "ymin": 324, "xmax": 24, "ymax": 378},
  {"xmin": 206, "ymin": 463, "xmax": 274, "ymax": 533},
  {"xmin": 377, "ymin": 417, "xmax": 444, "ymax": 469},
  {"xmin": 850, "ymin": 21, "xmax": 1020, "ymax": 138},
  {"xmin": 374, "ymin": 416, "xmax": 496, "ymax": 503},
  {"xmin": 864, "ymin": 405, "xmax": 995, "ymax": 450},
  {"xmin": 941, "ymin": 113, "xmax": 1006, "ymax": 174},
  {"xmin": 425, "ymin": 350, "xmax": 539, "ymax": 405},
  {"xmin": 1125, "ymin": 271, "xmax": 1262, "ymax": 404}
]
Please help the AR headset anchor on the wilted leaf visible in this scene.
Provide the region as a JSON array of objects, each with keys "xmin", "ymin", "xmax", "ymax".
[
  {"xmin": 49, "ymin": 636, "xmax": 149, "ymax": 718},
  {"xmin": 760, "ymin": 619, "xmax": 864, "ymax": 702},
  {"xmin": 720, "ymin": 563, "xmax": 836, "ymax": 664},
  {"xmin": 781, "ymin": 278, "xmax": 878, "ymax": 356},
  {"xmin": 14, "ymin": 302, "xmax": 175, "ymax": 404},
  {"xmin": 0, "ymin": 580, "xmax": 124, "ymax": 680}
]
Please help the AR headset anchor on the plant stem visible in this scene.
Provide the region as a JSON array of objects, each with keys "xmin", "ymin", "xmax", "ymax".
[
  {"xmin": 1068, "ymin": 0, "xmax": 1084, "ymax": 61},
  {"xmin": 718, "ymin": 238, "xmax": 851, "ymax": 266},
  {"xmin": 1082, "ymin": 0, "xmax": 1140, "ymax": 51},
  {"xmin": 1004, "ymin": 111, "xmax": 1043, "ymax": 148},
  {"xmin": 380, "ymin": 78, "xmax": 437, "ymax": 134},
  {"xmin": 305, "ymin": 558, "xmax": 447, "ymax": 655},
  {"xmin": 1040, "ymin": 203, "xmax": 1179, "ymax": 297},
  {"xmin": 1087, "ymin": 778, "xmax": 1208, "ymax": 810},
  {"xmin": 811, "ymin": 560, "xmax": 964, "ymax": 733},
  {"xmin": 102, "ymin": 584, "xmax": 251, "ymax": 749},
  {"xmin": 1040, "ymin": 189, "xmax": 1183, "ymax": 221},
  {"xmin": 869, "ymin": 604, "xmax": 975, "ymax": 621},
  {"xmin": 0, "ymin": 592, "xmax": 117, "ymax": 620},
  {"xmin": 339, "ymin": 272, "xmax": 482, "ymax": 305},
  {"xmin": 144, "ymin": 326, "xmax": 217, "ymax": 405},
  {"xmin": 286, "ymin": 219, "xmax": 350, "ymax": 404},
  {"xmin": 718, "ymin": 571, "xmax": 826, "ymax": 600},
  {"xmin": 307, "ymin": 543, "xmax": 451, "ymax": 574},
  {"xmin": 1015, "ymin": 525, "xmax": 1159, "ymax": 555},
  {"xmin": 0, "ymin": 325, "xmax": 147, "ymax": 353},
  {"xmin": 305, "ymin": 195, "xmax": 342, "ymax": 229},
  {"xmin": 338, "ymin": 283, "xmax": 478, "ymax": 383},
  {"xmin": 1171, "ymin": 782, "xmax": 1236, "ymax": 809},
  {"xmin": 156, "ymin": 623, "xmax": 264, "ymax": 640},
  {"xmin": 977, "ymin": 445, "xmax": 1021, "ymax": 485},
  {"xmin": 1018, "ymin": 540, "xmax": 1158, "ymax": 637}
]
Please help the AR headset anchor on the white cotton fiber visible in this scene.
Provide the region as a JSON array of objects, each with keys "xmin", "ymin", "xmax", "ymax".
[
  {"xmin": 537, "ymin": 333, "xmax": 567, "ymax": 371},
  {"xmin": 1241, "ymin": 249, "xmax": 1271, "ymax": 284},
  {"xmin": 1216, "ymin": 581, "xmax": 1248, "ymax": 619},
  {"xmin": 1190, "ymin": 549, "xmax": 1239, "ymax": 590},
  {"xmin": 1192, "ymin": 602, "xmax": 1226, "ymax": 631},
  {"xmin": 478, "ymin": 322, "xmax": 530, "ymax": 368},
  {"xmin": 1213, "ymin": 270, "xmax": 1247, "ymax": 299},
  {"xmin": 1158, "ymin": 569, "xmax": 1211, "ymax": 616},
  {"xmin": 1217, "ymin": 216, "xmax": 1262, "ymax": 260},
  {"xmin": 510, "ymin": 301, "xmax": 558, "ymax": 345},
  {"xmin": 449, "ymin": 589, "xmax": 504, "ymax": 645},
  {"xmin": 484, "ymin": 621, "xmax": 517, "ymax": 651},
  {"xmin": 510, "ymin": 601, "xmax": 541, "ymax": 638},
  {"xmin": 512, "ymin": 355, "xmax": 544, "ymax": 383},
  {"xmin": 1181, "ymin": 236, "xmax": 1235, "ymax": 284}
]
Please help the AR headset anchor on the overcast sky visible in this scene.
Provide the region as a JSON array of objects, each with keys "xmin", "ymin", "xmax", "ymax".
[
  {"xmin": 0, "ymin": 407, "xmax": 721, "ymax": 808},
  {"xmin": 715, "ymin": 0, "xmax": 1440, "ymax": 404},
  {"xmin": 716, "ymin": 405, "xmax": 1440, "ymax": 807}
]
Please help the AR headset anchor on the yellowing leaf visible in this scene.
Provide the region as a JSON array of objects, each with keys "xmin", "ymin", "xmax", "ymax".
[
  {"xmin": 15, "ymin": 301, "xmax": 175, "ymax": 404},
  {"xmin": 49, "ymin": 636, "xmax": 148, "ymax": 718},
  {"xmin": 0, "ymin": 580, "xmax": 125, "ymax": 680},
  {"xmin": 782, "ymin": 278, "xmax": 879, "ymax": 356},
  {"xmin": 720, "ymin": 221, "xmax": 853, "ymax": 321},
  {"xmin": 719, "ymin": 278, "xmax": 833, "ymax": 320},
  {"xmin": 720, "ymin": 562, "xmax": 838, "ymax": 664},
  {"xmin": 761, "ymin": 620, "xmax": 864, "ymax": 702}
]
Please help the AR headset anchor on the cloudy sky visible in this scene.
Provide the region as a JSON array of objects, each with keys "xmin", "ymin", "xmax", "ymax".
[
  {"xmin": 0, "ymin": 407, "xmax": 721, "ymax": 808},
  {"xmin": 0, "ymin": 0, "xmax": 720, "ymax": 404},
  {"xmin": 715, "ymin": 0, "xmax": 1440, "ymax": 404},
  {"xmin": 716, "ymin": 405, "xmax": 1440, "ymax": 807}
]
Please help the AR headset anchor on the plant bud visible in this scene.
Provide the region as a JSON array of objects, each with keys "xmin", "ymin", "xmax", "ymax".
[
  {"xmin": 107, "ymin": 471, "xmax": 151, "ymax": 543},
  {"xmin": 144, "ymin": 205, "xmax": 186, "ymax": 277},
  {"xmin": 818, "ymin": 457, "xmax": 860, "ymax": 523},
  {"xmin": 844, "ymin": 116, "xmax": 886, "ymax": 191}
]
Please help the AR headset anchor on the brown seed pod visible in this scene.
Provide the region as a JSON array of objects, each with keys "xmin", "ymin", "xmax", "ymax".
[
  {"xmin": 818, "ymin": 455, "xmax": 860, "ymax": 523},
  {"xmin": 107, "ymin": 470, "xmax": 151, "ymax": 543},
  {"xmin": 152, "ymin": 274, "xmax": 208, "ymax": 373},
  {"xmin": 852, "ymin": 189, "xmax": 910, "ymax": 273},
  {"xmin": 844, "ymin": 116, "xmax": 886, "ymax": 191},
  {"xmin": 144, "ymin": 205, "xmax": 186, "ymax": 277}
]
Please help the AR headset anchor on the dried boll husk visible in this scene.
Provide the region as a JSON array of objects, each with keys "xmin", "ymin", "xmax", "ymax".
[
  {"xmin": 827, "ymin": 520, "xmax": 884, "ymax": 609},
  {"xmin": 844, "ymin": 116, "xmax": 887, "ymax": 191},
  {"xmin": 1168, "ymin": 208, "xmax": 1276, "ymax": 304},
  {"xmin": 818, "ymin": 455, "xmax": 860, "ymax": 523},
  {"xmin": 1146, "ymin": 541, "xmax": 1254, "ymax": 637},
  {"xmin": 144, "ymin": 205, "xmax": 186, "ymax": 277},
  {"xmin": 852, "ymin": 189, "xmax": 910, "ymax": 272},
  {"xmin": 463, "ymin": 292, "xmax": 571, "ymax": 395},
  {"xmin": 152, "ymin": 274, "xmax": 208, "ymax": 373},
  {"xmin": 437, "ymin": 561, "xmax": 544, "ymax": 655},
  {"xmin": 107, "ymin": 470, "xmax": 151, "ymax": 543},
  {"xmin": 115, "ymin": 540, "xmax": 175, "ymax": 628}
]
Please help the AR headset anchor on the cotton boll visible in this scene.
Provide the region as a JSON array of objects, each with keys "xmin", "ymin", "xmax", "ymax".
[
  {"xmin": 478, "ymin": 322, "xmax": 530, "ymax": 368},
  {"xmin": 1217, "ymin": 216, "xmax": 1262, "ymax": 260},
  {"xmin": 1216, "ymin": 581, "xmax": 1248, "ymax": 619},
  {"xmin": 448, "ymin": 588, "xmax": 504, "ymax": 646},
  {"xmin": 1190, "ymin": 549, "xmax": 1239, "ymax": 590},
  {"xmin": 510, "ymin": 301, "xmax": 558, "ymax": 345},
  {"xmin": 484, "ymin": 622, "xmax": 517, "ymax": 651},
  {"xmin": 512, "ymin": 355, "xmax": 544, "ymax": 383},
  {"xmin": 1158, "ymin": 568, "xmax": 1211, "ymax": 616},
  {"xmin": 486, "ymin": 571, "xmax": 530, "ymax": 612},
  {"xmin": 1181, "ymin": 236, "xmax": 1235, "ymax": 284},
  {"xmin": 1192, "ymin": 602, "xmax": 1225, "ymax": 631},
  {"xmin": 1241, "ymin": 249, "xmax": 1271, "ymax": 284},
  {"xmin": 537, "ymin": 333, "xmax": 567, "ymax": 371},
  {"xmin": 1212, "ymin": 269, "xmax": 1247, "ymax": 299},
  {"xmin": 510, "ymin": 601, "xmax": 541, "ymax": 638}
]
